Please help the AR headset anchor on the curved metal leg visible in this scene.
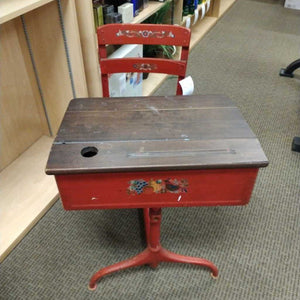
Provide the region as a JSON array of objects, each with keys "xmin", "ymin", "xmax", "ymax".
[
  {"xmin": 280, "ymin": 59, "xmax": 300, "ymax": 78},
  {"xmin": 89, "ymin": 249, "xmax": 151, "ymax": 290},
  {"xmin": 159, "ymin": 247, "xmax": 218, "ymax": 278}
]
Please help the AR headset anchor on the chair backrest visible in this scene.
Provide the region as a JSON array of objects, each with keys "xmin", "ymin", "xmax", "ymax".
[{"xmin": 97, "ymin": 23, "xmax": 191, "ymax": 97}]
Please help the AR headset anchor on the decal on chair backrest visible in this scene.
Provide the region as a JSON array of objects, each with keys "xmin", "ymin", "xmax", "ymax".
[
  {"xmin": 116, "ymin": 30, "xmax": 175, "ymax": 39},
  {"xmin": 133, "ymin": 63, "xmax": 157, "ymax": 72}
]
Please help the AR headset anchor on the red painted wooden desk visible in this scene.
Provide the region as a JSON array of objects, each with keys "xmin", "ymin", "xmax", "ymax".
[{"xmin": 46, "ymin": 95, "xmax": 268, "ymax": 289}]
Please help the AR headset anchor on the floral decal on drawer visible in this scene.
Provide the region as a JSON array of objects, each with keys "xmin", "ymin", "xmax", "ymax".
[{"xmin": 127, "ymin": 179, "xmax": 188, "ymax": 195}]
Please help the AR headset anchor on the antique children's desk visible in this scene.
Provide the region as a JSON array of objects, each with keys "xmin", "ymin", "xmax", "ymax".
[{"xmin": 46, "ymin": 95, "xmax": 268, "ymax": 289}]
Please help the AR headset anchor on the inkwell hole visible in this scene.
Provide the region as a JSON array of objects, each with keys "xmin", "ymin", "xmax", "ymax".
[{"xmin": 81, "ymin": 146, "xmax": 98, "ymax": 158}]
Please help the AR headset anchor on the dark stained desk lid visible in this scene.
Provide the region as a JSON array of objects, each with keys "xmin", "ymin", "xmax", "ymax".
[{"xmin": 46, "ymin": 95, "xmax": 268, "ymax": 175}]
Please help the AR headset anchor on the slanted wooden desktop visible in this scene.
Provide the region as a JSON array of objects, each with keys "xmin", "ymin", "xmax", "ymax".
[{"xmin": 46, "ymin": 94, "xmax": 268, "ymax": 289}]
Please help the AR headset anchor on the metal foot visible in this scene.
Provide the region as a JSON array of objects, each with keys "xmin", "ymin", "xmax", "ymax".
[
  {"xmin": 292, "ymin": 137, "xmax": 300, "ymax": 152},
  {"xmin": 88, "ymin": 284, "xmax": 97, "ymax": 291},
  {"xmin": 279, "ymin": 68, "xmax": 294, "ymax": 78},
  {"xmin": 279, "ymin": 59, "xmax": 300, "ymax": 78}
]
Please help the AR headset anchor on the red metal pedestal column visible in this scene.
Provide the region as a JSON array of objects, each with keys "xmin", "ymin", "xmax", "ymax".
[{"xmin": 89, "ymin": 208, "xmax": 218, "ymax": 290}]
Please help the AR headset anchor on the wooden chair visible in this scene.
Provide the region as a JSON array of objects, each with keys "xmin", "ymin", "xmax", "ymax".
[
  {"xmin": 97, "ymin": 23, "xmax": 191, "ymax": 97},
  {"xmin": 89, "ymin": 23, "xmax": 218, "ymax": 289}
]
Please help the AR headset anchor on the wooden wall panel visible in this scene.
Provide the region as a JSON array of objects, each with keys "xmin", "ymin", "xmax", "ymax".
[
  {"xmin": 61, "ymin": 0, "xmax": 88, "ymax": 98},
  {"xmin": 207, "ymin": 0, "xmax": 221, "ymax": 17},
  {"xmin": 75, "ymin": 0, "xmax": 102, "ymax": 97},
  {"xmin": 24, "ymin": 2, "xmax": 71, "ymax": 135},
  {"xmin": 173, "ymin": 0, "xmax": 184, "ymax": 25},
  {"xmin": 24, "ymin": 0, "xmax": 87, "ymax": 135},
  {"xmin": 0, "ymin": 19, "xmax": 46, "ymax": 170}
]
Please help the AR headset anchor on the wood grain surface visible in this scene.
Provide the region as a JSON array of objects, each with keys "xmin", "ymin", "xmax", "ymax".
[{"xmin": 46, "ymin": 95, "xmax": 268, "ymax": 174}]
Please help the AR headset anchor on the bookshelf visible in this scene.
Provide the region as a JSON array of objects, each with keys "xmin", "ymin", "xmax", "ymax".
[
  {"xmin": 0, "ymin": 0, "xmax": 54, "ymax": 24},
  {"xmin": 0, "ymin": 0, "xmax": 87, "ymax": 261},
  {"xmin": 76, "ymin": 0, "xmax": 237, "ymax": 97},
  {"xmin": 0, "ymin": 0, "xmax": 237, "ymax": 262},
  {"xmin": 142, "ymin": 0, "xmax": 235, "ymax": 95},
  {"xmin": 0, "ymin": 136, "xmax": 58, "ymax": 261},
  {"xmin": 75, "ymin": 0, "xmax": 168, "ymax": 97},
  {"xmin": 132, "ymin": 2, "xmax": 166, "ymax": 24}
]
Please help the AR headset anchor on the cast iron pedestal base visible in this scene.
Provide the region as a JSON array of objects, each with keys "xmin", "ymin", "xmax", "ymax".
[{"xmin": 89, "ymin": 208, "xmax": 218, "ymax": 290}]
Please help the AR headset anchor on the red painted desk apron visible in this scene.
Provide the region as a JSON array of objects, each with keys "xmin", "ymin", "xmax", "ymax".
[{"xmin": 46, "ymin": 95, "xmax": 268, "ymax": 290}]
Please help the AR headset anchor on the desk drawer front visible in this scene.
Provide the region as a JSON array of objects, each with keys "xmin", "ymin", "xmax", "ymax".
[{"xmin": 55, "ymin": 168, "xmax": 258, "ymax": 210}]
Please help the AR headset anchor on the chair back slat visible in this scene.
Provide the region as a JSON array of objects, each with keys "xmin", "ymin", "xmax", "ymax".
[
  {"xmin": 100, "ymin": 58, "xmax": 187, "ymax": 77},
  {"xmin": 97, "ymin": 24, "xmax": 191, "ymax": 46}
]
